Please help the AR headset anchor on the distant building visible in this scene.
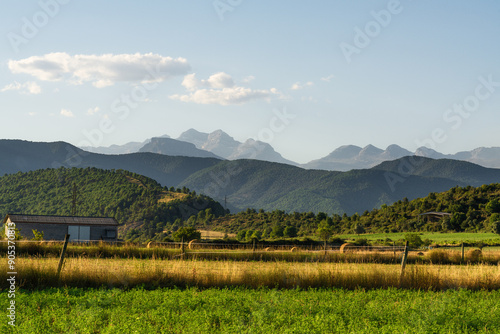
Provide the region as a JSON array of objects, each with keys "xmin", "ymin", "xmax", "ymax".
[{"xmin": 2, "ymin": 214, "xmax": 118, "ymax": 241}]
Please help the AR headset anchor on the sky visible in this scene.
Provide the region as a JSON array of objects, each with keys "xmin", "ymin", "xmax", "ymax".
[{"xmin": 1, "ymin": 0, "xmax": 499, "ymax": 164}]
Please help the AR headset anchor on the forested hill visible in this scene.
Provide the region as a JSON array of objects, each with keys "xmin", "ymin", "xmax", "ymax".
[
  {"xmin": 180, "ymin": 157, "xmax": 500, "ymax": 214},
  {"xmin": 0, "ymin": 139, "xmax": 221, "ymax": 186},
  {"xmin": 199, "ymin": 184, "xmax": 500, "ymax": 237},
  {"xmin": 0, "ymin": 167, "xmax": 225, "ymax": 240}
]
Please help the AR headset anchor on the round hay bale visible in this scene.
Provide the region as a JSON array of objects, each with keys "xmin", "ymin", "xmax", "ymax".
[
  {"xmin": 290, "ymin": 247, "xmax": 298, "ymax": 252},
  {"xmin": 147, "ymin": 241, "xmax": 155, "ymax": 249},
  {"xmin": 340, "ymin": 243, "xmax": 355, "ymax": 254},
  {"xmin": 39, "ymin": 241, "xmax": 45, "ymax": 245},
  {"xmin": 264, "ymin": 247, "xmax": 273, "ymax": 252},
  {"xmin": 467, "ymin": 249, "xmax": 482, "ymax": 262},
  {"xmin": 188, "ymin": 239, "xmax": 198, "ymax": 249}
]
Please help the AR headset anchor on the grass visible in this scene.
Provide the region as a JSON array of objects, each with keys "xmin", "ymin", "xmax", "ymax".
[
  {"xmin": 3, "ymin": 256, "xmax": 500, "ymax": 290},
  {"xmin": 339, "ymin": 232, "xmax": 500, "ymax": 245},
  {"xmin": 2, "ymin": 287, "xmax": 500, "ymax": 333},
  {"xmin": 3, "ymin": 241, "xmax": 500, "ymax": 265}
]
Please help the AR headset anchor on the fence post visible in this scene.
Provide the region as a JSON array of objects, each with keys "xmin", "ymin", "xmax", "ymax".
[
  {"xmin": 57, "ymin": 234, "xmax": 70, "ymax": 277},
  {"xmin": 400, "ymin": 241, "xmax": 409, "ymax": 279},
  {"xmin": 461, "ymin": 242, "xmax": 465, "ymax": 263},
  {"xmin": 324, "ymin": 240, "xmax": 327, "ymax": 255},
  {"xmin": 181, "ymin": 237, "xmax": 185, "ymax": 256}
]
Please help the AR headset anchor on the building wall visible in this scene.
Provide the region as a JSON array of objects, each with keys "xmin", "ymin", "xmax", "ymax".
[
  {"xmin": 90, "ymin": 225, "xmax": 117, "ymax": 241},
  {"xmin": 14, "ymin": 221, "xmax": 68, "ymax": 240},
  {"xmin": 7, "ymin": 218, "xmax": 117, "ymax": 241}
]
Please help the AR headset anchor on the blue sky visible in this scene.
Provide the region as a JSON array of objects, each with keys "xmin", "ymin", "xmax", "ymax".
[{"xmin": 1, "ymin": 0, "xmax": 499, "ymax": 163}]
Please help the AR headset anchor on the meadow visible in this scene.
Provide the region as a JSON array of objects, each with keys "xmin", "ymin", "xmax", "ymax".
[
  {"xmin": 338, "ymin": 232, "xmax": 500, "ymax": 245},
  {"xmin": 2, "ymin": 287, "xmax": 500, "ymax": 333},
  {"xmin": 2, "ymin": 240, "xmax": 500, "ymax": 333}
]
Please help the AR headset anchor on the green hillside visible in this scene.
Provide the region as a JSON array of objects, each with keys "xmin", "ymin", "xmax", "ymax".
[
  {"xmin": 195, "ymin": 184, "xmax": 500, "ymax": 238},
  {"xmin": 180, "ymin": 157, "xmax": 500, "ymax": 215},
  {"xmin": 0, "ymin": 167, "xmax": 225, "ymax": 241},
  {"xmin": 0, "ymin": 139, "xmax": 221, "ymax": 187}
]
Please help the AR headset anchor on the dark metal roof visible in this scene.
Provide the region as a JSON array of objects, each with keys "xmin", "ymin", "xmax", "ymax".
[
  {"xmin": 3, "ymin": 214, "xmax": 118, "ymax": 226},
  {"xmin": 418, "ymin": 212, "xmax": 452, "ymax": 216}
]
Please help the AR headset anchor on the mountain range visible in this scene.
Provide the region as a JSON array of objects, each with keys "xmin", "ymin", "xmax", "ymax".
[
  {"xmin": 2, "ymin": 139, "xmax": 500, "ymax": 215},
  {"xmin": 80, "ymin": 129, "xmax": 500, "ymax": 171}
]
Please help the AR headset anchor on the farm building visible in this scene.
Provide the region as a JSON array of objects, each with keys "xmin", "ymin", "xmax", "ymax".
[{"xmin": 2, "ymin": 214, "xmax": 118, "ymax": 241}]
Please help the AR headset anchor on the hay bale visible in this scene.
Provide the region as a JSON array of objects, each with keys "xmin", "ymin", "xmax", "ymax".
[
  {"xmin": 340, "ymin": 243, "xmax": 355, "ymax": 254},
  {"xmin": 467, "ymin": 249, "xmax": 482, "ymax": 262},
  {"xmin": 290, "ymin": 247, "xmax": 298, "ymax": 252},
  {"xmin": 264, "ymin": 247, "xmax": 273, "ymax": 252},
  {"xmin": 188, "ymin": 239, "xmax": 198, "ymax": 249},
  {"xmin": 147, "ymin": 241, "xmax": 155, "ymax": 249}
]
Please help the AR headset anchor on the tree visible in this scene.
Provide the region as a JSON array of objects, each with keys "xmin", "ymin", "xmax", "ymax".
[
  {"xmin": 270, "ymin": 225, "xmax": 284, "ymax": 239},
  {"xmin": 31, "ymin": 229, "xmax": 44, "ymax": 241},
  {"xmin": 404, "ymin": 233, "xmax": 423, "ymax": 248},
  {"xmin": 354, "ymin": 223, "xmax": 365, "ymax": 235},
  {"xmin": 317, "ymin": 220, "xmax": 333, "ymax": 242},
  {"xmin": 250, "ymin": 230, "xmax": 262, "ymax": 241},
  {"xmin": 172, "ymin": 227, "xmax": 201, "ymax": 242},
  {"xmin": 236, "ymin": 230, "xmax": 247, "ymax": 242},
  {"xmin": 492, "ymin": 221, "xmax": 500, "ymax": 235},
  {"xmin": 283, "ymin": 226, "xmax": 297, "ymax": 238},
  {"xmin": 486, "ymin": 199, "xmax": 500, "ymax": 213}
]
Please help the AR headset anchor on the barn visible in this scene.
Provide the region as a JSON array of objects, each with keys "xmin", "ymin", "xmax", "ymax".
[{"xmin": 3, "ymin": 214, "xmax": 118, "ymax": 241}]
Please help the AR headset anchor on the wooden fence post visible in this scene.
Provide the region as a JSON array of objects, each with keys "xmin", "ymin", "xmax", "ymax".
[
  {"xmin": 461, "ymin": 242, "xmax": 465, "ymax": 263},
  {"xmin": 400, "ymin": 241, "xmax": 409, "ymax": 279},
  {"xmin": 57, "ymin": 234, "xmax": 70, "ymax": 277},
  {"xmin": 180, "ymin": 237, "xmax": 185, "ymax": 256},
  {"xmin": 324, "ymin": 240, "xmax": 327, "ymax": 255}
]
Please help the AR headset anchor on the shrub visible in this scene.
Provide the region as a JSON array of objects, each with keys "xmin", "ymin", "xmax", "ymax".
[
  {"xmin": 172, "ymin": 227, "xmax": 201, "ymax": 242},
  {"xmin": 404, "ymin": 233, "xmax": 423, "ymax": 248}
]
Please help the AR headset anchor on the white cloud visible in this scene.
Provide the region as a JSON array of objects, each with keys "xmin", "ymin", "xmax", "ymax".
[
  {"xmin": 1, "ymin": 81, "xmax": 41, "ymax": 94},
  {"xmin": 291, "ymin": 81, "xmax": 314, "ymax": 90},
  {"xmin": 87, "ymin": 107, "xmax": 100, "ymax": 115},
  {"xmin": 28, "ymin": 112, "xmax": 37, "ymax": 117},
  {"xmin": 60, "ymin": 109, "xmax": 74, "ymax": 117},
  {"xmin": 241, "ymin": 75, "xmax": 255, "ymax": 83},
  {"xmin": 182, "ymin": 72, "xmax": 235, "ymax": 91},
  {"xmin": 321, "ymin": 74, "xmax": 335, "ymax": 82},
  {"xmin": 172, "ymin": 72, "xmax": 279, "ymax": 105},
  {"xmin": 8, "ymin": 52, "xmax": 191, "ymax": 88}
]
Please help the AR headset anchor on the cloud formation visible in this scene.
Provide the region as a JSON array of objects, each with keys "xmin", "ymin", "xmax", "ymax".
[
  {"xmin": 8, "ymin": 52, "xmax": 191, "ymax": 88},
  {"xmin": 60, "ymin": 109, "xmax": 74, "ymax": 117},
  {"xmin": 291, "ymin": 81, "xmax": 314, "ymax": 90},
  {"xmin": 1, "ymin": 81, "xmax": 41, "ymax": 94},
  {"xmin": 171, "ymin": 72, "xmax": 279, "ymax": 105},
  {"xmin": 320, "ymin": 74, "xmax": 335, "ymax": 82}
]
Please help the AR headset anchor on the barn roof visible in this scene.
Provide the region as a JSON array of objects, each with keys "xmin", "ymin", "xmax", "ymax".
[
  {"xmin": 418, "ymin": 212, "xmax": 452, "ymax": 217},
  {"xmin": 3, "ymin": 214, "xmax": 119, "ymax": 226}
]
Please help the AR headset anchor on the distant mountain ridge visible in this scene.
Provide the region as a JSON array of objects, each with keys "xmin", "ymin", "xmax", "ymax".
[
  {"xmin": 2, "ymin": 139, "xmax": 500, "ymax": 215},
  {"xmin": 303, "ymin": 144, "xmax": 500, "ymax": 171},
  {"xmin": 139, "ymin": 137, "xmax": 222, "ymax": 159},
  {"xmin": 78, "ymin": 129, "xmax": 500, "ymax": 170},
  {"xmin": 177, "ymin": 129, "xmax": 296, "ymax": 165}
]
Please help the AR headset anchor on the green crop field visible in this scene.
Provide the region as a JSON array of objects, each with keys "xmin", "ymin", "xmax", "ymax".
[
  {"xmin": 2, "ymin": 287, "xmax": 500, "ymax": 333},
  {"xmin": 339, "ymin": 232, "xmax": 500, "ymax": 245}
]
